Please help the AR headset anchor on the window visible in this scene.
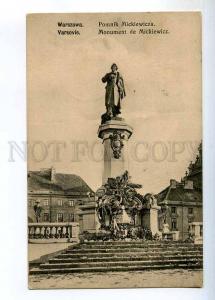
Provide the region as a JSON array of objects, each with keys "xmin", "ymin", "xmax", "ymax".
[
  {"xmin": 69, "ymin": 213, "xmax": 75, "ymax": 222},
  {"xmin": 43, "ymin": 199, "xmax": 49, "ymax": 206},
  {"xmin": 171, "ymin": 207, "xmax": 176, "ymax": 214},
  {"xmin": 68, "ymin": 200, "xmax": 74, "ymax": 207},
  {"xmin": 171, "ymin": 219, "xmax": 177, "ymax": 230},
  {"xmin": 57, "ymin": 213, "xmax": 63, "ymax": 222},
  {"xmin": 57, "ymin": 199, "xmax": 63, "ymax": 206},
  {"xmin": 188, "ymin": 207, "xmax": 193, "ymax": 215},
  {"xmin": 43, "ymin": 213, "xmax": 49, "ymax": 222}
]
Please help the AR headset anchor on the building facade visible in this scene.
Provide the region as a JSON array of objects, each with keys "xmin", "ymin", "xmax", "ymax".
[
  {"xmin": 28, "ymin": 167, "xmax": 95, "ymax": 230},
  {"xmin": 157, "ymin": 143, "xmax": 202, "ymax": 240}
]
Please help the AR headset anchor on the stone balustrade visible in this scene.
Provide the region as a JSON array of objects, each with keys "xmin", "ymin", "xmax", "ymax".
[
  {"xmin": 28, "ymin": 222, "xmax": 79, "ymax": 243},
  {"xmin": 188, "ymin": 222, "xmax": 203, "ymax": 244}
]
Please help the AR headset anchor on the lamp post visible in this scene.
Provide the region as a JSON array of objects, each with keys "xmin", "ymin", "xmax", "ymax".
[
  {"xmin": 160, "ymin": 199, "xmax": 170, "ymax": 235},
  {"xmin": 49, "ymin": 191, "xmax": 52, "ymax": 222},
  {"xmin": 181, "ymin": 200, "xmax": 184, "ymax": 240},
  {"xmin": 162, "ymin": 199, "xmax": 169, "ymax": 224}
]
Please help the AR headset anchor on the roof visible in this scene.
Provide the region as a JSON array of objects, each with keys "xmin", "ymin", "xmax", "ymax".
[
  {"xmin": 157, "ymin": 184, "xmax": 202, "ymax": 205},
  {"xmin": 157, "ymin": 142, "xmax": 202, "ymax": 205},
  {"xmin": 184, "ymin": 142, "xmax": 202, "ymax": 190},
  {"xmin": 28, "ymin": 170, "xmax": 94, "ymax": 194}
]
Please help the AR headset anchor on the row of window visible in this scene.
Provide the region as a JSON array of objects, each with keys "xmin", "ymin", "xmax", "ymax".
[
  {"xmin": 170, "ymin": 218, "xmax": 193, "ymax": 230},
  {"xmin": 171, "ymin": 206, "xmax": 194, "ymax": 215},
  {"xmin": 29, "ymin": 199, "xmax": 74, "ymax": 207},
  {"xmin": 171, "ymin": 218, "xmax": 195, "ymax": 231},
  {"xmin": 43, "ymin": 213, "xmax": 75, "ymax": 222},
  {"xmin": 170, "ymin": 207, "xmax": 194, "ymax": 230}
]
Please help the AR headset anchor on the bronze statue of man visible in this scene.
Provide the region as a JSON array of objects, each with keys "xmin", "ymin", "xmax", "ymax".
[{"xmin": 102, "ymin": 63, "xmax": 126, "ymax": 118}]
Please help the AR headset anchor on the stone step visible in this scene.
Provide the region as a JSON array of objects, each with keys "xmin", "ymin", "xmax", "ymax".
[
  {"xmin": 77, "ymin": 244, "xmax": 202, "ymax": 250},
  {"xmin": 58, "ymin": 249, "xmax": 202, "ymax": 259},
  {"xmin": 79, "ymin": 240, "xmax": 197, "ymax": 247},
  {"xmin": 81, "ymin": 241, "xmax": 194, "ymax": 245},
  {"xmin": 49, "ymin": 254, "xmax": 203, "ymax": 264},
  {"xmin": 76, "ymin": 242, "xmax": 202, "ymax": 248},
  {"xmin": 65, "ymin": 246, "xmax": 202, "ymax": 254},
  {"xmin": 29, "ymin": 241, "xmax": 203, "ymax": 275},
  {"xmin": 29, "ymin": 262, "xmax": 203, "ymax": 275},
  {"xmin": 40, "ymin": 258, "xmax": 202, "ymax": 269}
]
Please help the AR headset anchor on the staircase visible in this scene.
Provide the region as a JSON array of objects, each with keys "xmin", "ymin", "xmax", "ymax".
[{"xmin": 29, "ymin": 240, "xmax": 203, "ymax": 275}]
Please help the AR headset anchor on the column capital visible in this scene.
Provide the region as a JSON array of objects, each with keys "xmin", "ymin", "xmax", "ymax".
[{"xmin": 98, "ymin": 118, "xmax": 133, "ymax": 139}]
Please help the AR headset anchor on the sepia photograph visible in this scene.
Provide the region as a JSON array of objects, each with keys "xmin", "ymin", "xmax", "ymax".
[{"xmin": 27, "ymin": 12, "xmax": 202, "ymax": 288}]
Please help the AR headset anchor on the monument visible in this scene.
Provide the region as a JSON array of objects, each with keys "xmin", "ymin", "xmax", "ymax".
[
  {"xmin": 99, "ymin": 63, "xmax": 133, "ymax": 184},
  {"xmin": 96, "ymin": 64, "xmax": 161, "ymax": 237},
  {"xmin": 79, "ymin": 63, "xmax": 161, "ymax": 237}
]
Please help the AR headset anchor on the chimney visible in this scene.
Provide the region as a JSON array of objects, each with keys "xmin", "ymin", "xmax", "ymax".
[
  {"xmin": 170, "ymin": 179, "xmax": 177, "ymax": 188},
  {"xmin": 184, "ymin": 180, "xmax": 193, "ymax": 190}
]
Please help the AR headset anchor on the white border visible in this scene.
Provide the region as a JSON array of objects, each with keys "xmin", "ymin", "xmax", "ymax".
[{"xmin": 0, "ymin": 0, "xmax": 215, "ymax": 299}]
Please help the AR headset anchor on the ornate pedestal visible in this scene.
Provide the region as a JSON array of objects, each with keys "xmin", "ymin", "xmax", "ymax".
[
  {"xmin": 78, "ymin": 201, "xmax": 100, "ymax": 233},
  {"xmin": 98, "ymin": 118, "xmax": 133, "ymax": 184},
  {"xmin": 161, "ymin": 223, "xmax": 179, "ymax": 241}
]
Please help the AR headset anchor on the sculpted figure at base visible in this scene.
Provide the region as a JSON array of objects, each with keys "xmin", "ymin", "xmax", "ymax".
[
  {"xmin": 102, "ymin": 63, "xmax": 126, "ymax": 119},
  {"xmin": 96, "ymin": 171, "xmax": 143, "ymax": 234}
]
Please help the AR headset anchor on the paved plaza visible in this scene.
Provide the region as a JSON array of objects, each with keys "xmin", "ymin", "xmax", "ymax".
[{"xmin": 29, "ymin": 269, "xmax": 203, "ymax": 289}]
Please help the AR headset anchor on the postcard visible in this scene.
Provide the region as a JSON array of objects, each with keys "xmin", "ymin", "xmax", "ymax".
[{"xmin": 27, "ymin": 12, "xmax": 202, "ymax": 288}]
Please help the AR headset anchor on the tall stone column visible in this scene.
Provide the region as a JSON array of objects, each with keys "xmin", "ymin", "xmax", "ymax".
[
  {"xmin": 141, "ymin": 205, "xmax": 161, "ymax": 236},
  {"xmin": 98, "ymin": 118, "xmax": 133, "ymax": 184},
  {"xmin": 141, "ymin": 194, "xmax": 161, "ymax": 236}
]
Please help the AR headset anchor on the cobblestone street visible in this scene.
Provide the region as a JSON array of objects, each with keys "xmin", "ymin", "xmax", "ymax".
[{"xmin": 29, "ymin": 269, "xmax": 203, "ymax": 289}]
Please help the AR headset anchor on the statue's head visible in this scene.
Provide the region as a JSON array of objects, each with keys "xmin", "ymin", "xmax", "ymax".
[{"xmin": 111, "ymin": 63, "xmax": 118, "ymax": 72}]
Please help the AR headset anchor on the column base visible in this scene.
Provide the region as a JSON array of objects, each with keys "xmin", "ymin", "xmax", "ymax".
[{"xmin": 78, "ymin": 202, "xmax": 100, "ymax": 233}]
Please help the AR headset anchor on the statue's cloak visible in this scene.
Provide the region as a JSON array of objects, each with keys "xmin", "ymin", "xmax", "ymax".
[{"xmin": 102, "ymin": 71, "xmax": 126, "ymax": 112}]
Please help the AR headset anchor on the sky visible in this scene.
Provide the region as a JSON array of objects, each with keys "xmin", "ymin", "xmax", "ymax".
[{"xmin": 27, "ymin": 12, "xmax": 201, "ymax": 194}]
